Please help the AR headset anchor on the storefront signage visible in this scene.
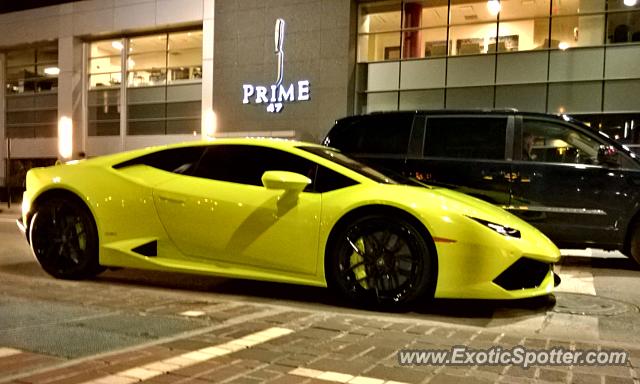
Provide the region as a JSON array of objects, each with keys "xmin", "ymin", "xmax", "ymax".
[{"xmin": 242, "ymin": 19, "xmax": 310, "ymax": 113}]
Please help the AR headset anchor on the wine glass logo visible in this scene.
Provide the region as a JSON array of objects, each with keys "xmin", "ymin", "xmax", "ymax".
[{"xmin": 267, "ymin": 18, "xmax": 286, "ymax": 113}]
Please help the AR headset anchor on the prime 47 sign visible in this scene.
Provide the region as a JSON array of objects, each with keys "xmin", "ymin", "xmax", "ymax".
[{"xmin": 241, "ymin": 19, "xmax": 310, "ymax": 113}]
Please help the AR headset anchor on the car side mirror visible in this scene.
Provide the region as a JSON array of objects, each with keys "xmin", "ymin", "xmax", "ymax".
[
  {"xmin": 597, "ymin": 145, "xmax": 620, "ymax": 167},
  {"xmin": 261, "ymin": 171, "xmax": 311, "ymax": 192}
]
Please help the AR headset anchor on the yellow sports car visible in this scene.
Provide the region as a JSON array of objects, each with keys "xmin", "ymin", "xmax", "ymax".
[{"xmin": 18, "ymin": 139, "xmax": 560, "ymax": 308}]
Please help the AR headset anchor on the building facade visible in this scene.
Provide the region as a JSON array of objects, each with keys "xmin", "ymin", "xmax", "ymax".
[{"xmin": 0, "ymin": 0, "xmax": 639, "ymax": 193}]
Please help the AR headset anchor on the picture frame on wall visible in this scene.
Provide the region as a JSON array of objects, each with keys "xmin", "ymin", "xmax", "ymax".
[{"xmin": 384, "ymin": 46, "xmax": 401, "ymax": 60}]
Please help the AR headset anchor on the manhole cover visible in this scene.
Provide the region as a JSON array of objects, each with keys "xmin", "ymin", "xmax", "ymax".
[{"xmin": 553, "ymin": 292, "xmax": 638, "ymax": 316}]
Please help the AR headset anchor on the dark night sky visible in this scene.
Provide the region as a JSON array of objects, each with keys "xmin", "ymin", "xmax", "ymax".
[{"xmin": 0, "ymin": 0, "xmax": 82, "ymax": 14}]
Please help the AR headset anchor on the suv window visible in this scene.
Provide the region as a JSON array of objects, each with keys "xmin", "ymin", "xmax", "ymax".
[
  {"xmin": 113, "ymin": 146, "xmax": 206, "ymax": 175},
  {"xmin": 329, "ymin": 114, "xmax": 413, "ymax": 155},
  {"xmin": 194, "ymin": 145, "xmax": 317, "ymax": 190},
  {"xmin": 424, "ymin": 117, "xmax": 507, "ymax": 160},
  {"xmin": 522, "ymin": 119, "xmax": 600, "ymax": 164}
]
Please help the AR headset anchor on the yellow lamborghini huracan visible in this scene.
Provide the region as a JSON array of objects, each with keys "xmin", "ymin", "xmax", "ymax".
[{"xmin": 19, "ymin": 138, "xmax": 560, "ymax": 308}]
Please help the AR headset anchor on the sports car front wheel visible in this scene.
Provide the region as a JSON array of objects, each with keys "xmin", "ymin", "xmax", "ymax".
[
  {"xmin": 328, "ymin": 214, "xmax": 435, "ymax": 309},
  {"xmin": 29, "ymin": 197, "xmax": 104, "ymax": 280}
]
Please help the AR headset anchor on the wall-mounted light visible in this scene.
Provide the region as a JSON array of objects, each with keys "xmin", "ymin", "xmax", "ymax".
[
  {"xmin": 558, "ymin": 42, "xmax": 570, "ymax": 50},
  {"xmin": 624, "ymin": 0, "xmax": 637, "ymax": 6},
  {"xmin": 487, "ymin": 0, "xmax": 501, "ymax": 15},
  {"xmin": 58, "ymin": 116, "xmax": 73, "ymax": 160},
  {"xmin": 202, "ymin": 109, "xmax": 217, "ymax": 139},
  {"xmin": 43, "ymin": 66, "xmax": 60, "ymax": 76},
  {"xmin": 111, "ymin": 41, "xmax": 124, "ymax": 51}
]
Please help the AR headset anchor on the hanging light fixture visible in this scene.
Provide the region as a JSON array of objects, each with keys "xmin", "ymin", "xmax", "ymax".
[{"xmin": 487, "ymin": 0, "xmax": 501, "ymax": 15}]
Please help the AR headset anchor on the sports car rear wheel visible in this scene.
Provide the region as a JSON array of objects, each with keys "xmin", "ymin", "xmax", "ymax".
[
  {"xmin": 29, "ymin": 197, "xmax": 103, "ymax": 280},
  {"xmin": 329, "ymin": 214, "xmax": 434, "ymax": 309}
]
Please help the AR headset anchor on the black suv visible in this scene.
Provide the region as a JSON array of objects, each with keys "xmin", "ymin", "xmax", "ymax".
[{"xmin": 324, "ymin": 110, "xmax": 640, "ymax": 264}]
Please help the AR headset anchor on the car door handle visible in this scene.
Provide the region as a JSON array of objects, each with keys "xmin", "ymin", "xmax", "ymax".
[{"xmin": 157, "ymin": 195, "xmax": 186, "ymax": 204}]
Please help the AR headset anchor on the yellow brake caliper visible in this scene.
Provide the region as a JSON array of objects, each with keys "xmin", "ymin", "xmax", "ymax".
[{"xmin": 350, "ymin": 237, "xmax": 369, "ymax": 289}]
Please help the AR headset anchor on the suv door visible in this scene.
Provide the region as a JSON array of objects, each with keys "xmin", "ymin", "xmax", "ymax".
[
  {"xmin": 405, "ymin": 114, "xmax": 513, "ymax": 206},
  {"xmin": 509, "ymin": 116, "xmax": 640, "ymax": 248}
]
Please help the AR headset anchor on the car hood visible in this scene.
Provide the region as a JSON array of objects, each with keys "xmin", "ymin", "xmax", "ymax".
[{"xmin": 376, "ymin": 183, "xmax": 544, "ymax": 234}]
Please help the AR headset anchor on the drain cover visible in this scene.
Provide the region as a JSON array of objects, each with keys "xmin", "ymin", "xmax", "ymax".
[{"xmin": 553, "ymin": 292, "xmax": 638, "ymax": 316}]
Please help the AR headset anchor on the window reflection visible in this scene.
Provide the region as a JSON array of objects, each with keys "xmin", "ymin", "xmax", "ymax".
[
  {"xmin": 356, "ymin": 0, "xmax": 636, "ymax": 62},
  {"xmin": 87, "ymin": 30, "xmax": 203, "ymax": 137},
  {"xmin": 607, "ymin": 10, "xmax": 640, "ymax": 43},
  {"xmin": 4, "ymin": 44, "xmax": 58, "ymax": 138},
  {"xmin": 551, "ymin": 15, "xmax": 604, "ymax": 48}
]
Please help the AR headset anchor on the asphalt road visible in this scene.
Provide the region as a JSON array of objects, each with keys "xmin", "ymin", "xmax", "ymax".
[{"xmin": 1, "ymin": 205, "xmax": 639, "ymax": 368}]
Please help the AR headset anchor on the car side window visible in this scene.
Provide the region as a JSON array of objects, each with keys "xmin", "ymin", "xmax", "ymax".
[
  {"xmin": 193, "ymin": 145, "xmax": 317, "ymax": 191},
  {"xmin": 522, "ymin": 119, "xmax": 600, "ymax": 165},
  {"xmin": 314, "ymin": 165, "xmax": 357, "ymax": 192},
  {"xmin": 424, "ymin": 117, "xmax": 507, "ymax": 160},
  {"xmin": 113, "ymin": 146, "xmax": 206, "ymax": 175},
  {"xmin": 330, "ymin": 114, "xmax": 413, "ymax": 155}
]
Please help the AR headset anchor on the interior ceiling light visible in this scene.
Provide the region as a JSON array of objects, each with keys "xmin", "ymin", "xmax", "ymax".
[
  {"xmin": 43, "ymin": 66, "xmax": 60, "ymax": 76},
  {"xmin": 111, "ymin": 41, "xmax": 124, "ymax": 51},
  {"xmin": 558, "ymin": 41, "xmax": 570, "ymax": 50},
  {"xmin": 487, "ymin": 0, "xmax": 501, "ymax": 15},
  {"xmin": 624, "ymin": 0, "xmax": 637, "ymax": 6}
]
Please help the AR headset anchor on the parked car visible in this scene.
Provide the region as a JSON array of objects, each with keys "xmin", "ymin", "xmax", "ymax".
[
  {"xmin": 324, "ymin": 110, "xmax": 640, "ymax": 265},
  {"xmin": 18, "ymin": 138, "xmax": 559, "ymax": 309}
]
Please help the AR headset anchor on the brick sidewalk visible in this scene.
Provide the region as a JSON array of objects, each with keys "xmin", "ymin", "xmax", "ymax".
[
  {"xmin": 0, "ymin": 270, "xmax": 639, "ymax": 384},
  {"xmin": 3, "ymin": 309, "xmax": 639, "ymax": 384}
]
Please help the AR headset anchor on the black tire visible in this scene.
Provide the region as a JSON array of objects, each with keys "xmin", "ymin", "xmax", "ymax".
[
  {"xmin": 627, "ymin": 221, "xmax": 640, "ymax": 266},
  {"xmin": 29, "ymin": 196, "xmax": 104, "ymax": 280},
  {"xmin": 327, "ymin": 214, "xmax": 435, "ymax": 309}
]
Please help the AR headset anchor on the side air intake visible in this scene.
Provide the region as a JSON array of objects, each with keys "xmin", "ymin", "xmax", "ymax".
[{"xmin": 132, "ymin": 240, "xmax": 157, "ymax": 257}]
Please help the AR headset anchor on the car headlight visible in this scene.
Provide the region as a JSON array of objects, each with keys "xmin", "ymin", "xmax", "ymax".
[{"xmin": 468, "ymin": 217, "xmax": 521, "ymax": 238}]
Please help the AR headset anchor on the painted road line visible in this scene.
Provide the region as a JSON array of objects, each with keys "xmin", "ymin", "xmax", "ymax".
[
  {"xmin": 555, "ymin": 264, "xmax": 596, "ymax": 295},
  {"xmin": 0, "ymin": 348, "xmax": 21, "ymax": 358},
  {"xmin": 179, "ymin": 310, "xmax": 206, "ymax": 317},
  {"xmin": 79, "ymin": 327, "xmax": 294, "ymax": 384},
  {"xmin": 289, "ymin": 367, "xmax": 408, "ymax": 384}
]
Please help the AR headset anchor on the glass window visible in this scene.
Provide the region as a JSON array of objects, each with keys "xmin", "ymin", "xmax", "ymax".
[
  {"xmin": 547, "ymin": 81, "xmax": 602, "ymax": 113},
  {"xmin": 497, "ymin": 18, "xmax": 550, "ymax": 52},
  {"xmin": 89, "ymin": 39, "xmax": 122, "ymax": 136},
  {"xmin": 5, "ymin": 44, "xmax": 58, "ymax": 138},
  {"xmin": 129, "ymin": 34, "xmax": 167, "ymax": 53},
  {"xmin": 327, "ymin": 114, "xmax": 414, "ymax": 155},
  {"xmin": 500, "ymin": 0, "xmax": 550, "ymax": 20},
  {"xmin": 449, "ymin": 0, "xmax": 498, "ymax": 55},
  {"xmin": 424, "ymin": 117, "xmax": 507, "ymax": 159},
  {"xmin": 313, "ymin": 165, "xmax": 358, "ymax": 192},
  {"xmin": 114, "ymin": 146, "xmax": 206, "ymax": 174},
  {"xmin": 607, "ymin": 10, "xmax": 640, "ymax": 43},
  {"xmin": 357, "ymin": 32, "xmax": 402, "ymax": 62},
  {"xmin": 551, "ymin": 15, "xmax": 604, "ymax": 48},
  {"xmin": 522, "ymin": 119, "xmax": 600, "ymax": 164},
  {"xmin": 359, "ymin": 2, "xmax": 402, "ymax": 34},
  {"xmin": 126, "ymin": 31, "xmax": 202, "ymax": 135},
  {"xmin": 194, "ymin": 145, "xmax": 317, "ymax": 189},
  {"xmin": 552, "ymin": 0, "xmax": 605, "ymax": 14}
]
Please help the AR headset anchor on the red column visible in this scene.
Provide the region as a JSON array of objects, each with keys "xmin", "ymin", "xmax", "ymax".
[{"xmin": 403, "ymin": 2, "xmax": 422, "ymax": 59}]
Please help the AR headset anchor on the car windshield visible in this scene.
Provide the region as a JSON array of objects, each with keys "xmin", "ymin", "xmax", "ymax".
[{"xmin": 299, "ymin": 146, "xmax": 429, "ymax": 187}]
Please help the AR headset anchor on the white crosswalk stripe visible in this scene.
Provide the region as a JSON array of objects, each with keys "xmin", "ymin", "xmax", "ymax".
[
  {"xmin": 79, "ymin": 327, "xmax": 294, "ymax": 384},
  {"xmin": 0, "ymin": 347, "xmax": 21, "ymax": 358}
]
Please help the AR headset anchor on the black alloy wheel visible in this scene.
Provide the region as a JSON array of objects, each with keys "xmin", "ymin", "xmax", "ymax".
[
  {"xmin": 29, "ymin": 197, "xmax": 103, "ymax": 280},
  {"xmin": 329, "ymin": 214, "xmax": 434, "ymax": 309}
]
